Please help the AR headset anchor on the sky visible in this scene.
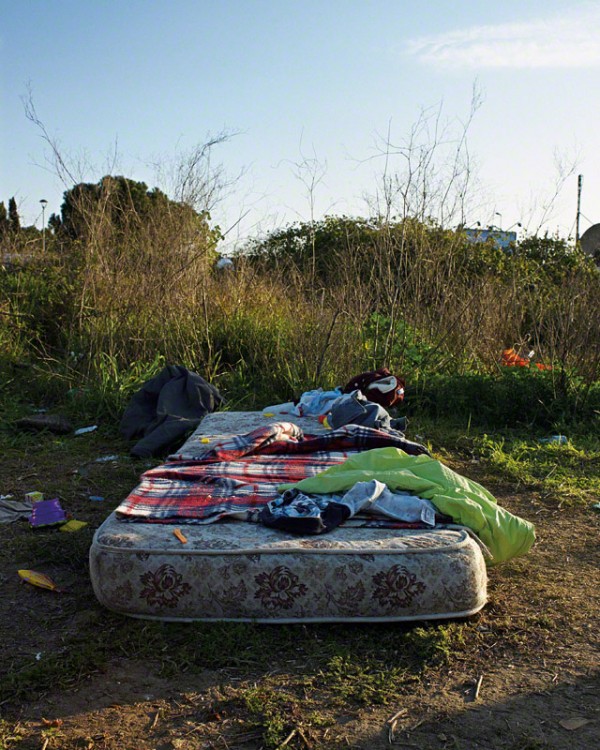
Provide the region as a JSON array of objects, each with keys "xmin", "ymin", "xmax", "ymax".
[{"xmin": 2, "ymin": 0, "xmax": 599, "ymax": 250}]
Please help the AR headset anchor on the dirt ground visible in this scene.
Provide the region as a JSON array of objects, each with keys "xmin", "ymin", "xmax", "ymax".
[{"xmin": 0, "ymin": 438, "xmax": 598, "ymax": 750}]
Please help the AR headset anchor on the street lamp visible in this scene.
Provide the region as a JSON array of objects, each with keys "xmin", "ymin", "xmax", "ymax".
[
  {"xmin": 495, "ymin": 212, "xmax": 503, "ymax": 229},
  {"xmin": 40, "ymin": 199, "xmax": 48, "ymax": 254}
]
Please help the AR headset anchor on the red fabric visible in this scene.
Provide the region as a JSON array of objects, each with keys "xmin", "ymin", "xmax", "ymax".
[{"xmin": 115, "ymin": 422, "xmax": 417, "ymax": 524}]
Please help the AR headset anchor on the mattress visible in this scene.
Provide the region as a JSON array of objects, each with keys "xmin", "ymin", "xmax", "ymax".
[{"xmin": 89, "ymin": 412, "xmax": 488, "ymax": 622}]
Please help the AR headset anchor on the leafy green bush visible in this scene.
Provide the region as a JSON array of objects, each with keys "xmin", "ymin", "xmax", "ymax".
[
  {"xmin": 2, "ymin": 201, "xmax": 598, "ymax": 428},
  {"xmin": 413, "ymin": 369, "xmax": 600, "ymax": 429},
  {"xmin": 0, "ymin": 263, "xmax": 77, "ymax": 357}
]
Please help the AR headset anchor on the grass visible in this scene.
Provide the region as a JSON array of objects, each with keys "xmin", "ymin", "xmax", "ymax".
[
  {"xmin": 242, "ymin": 686, "xmax": 306, "ymax": 747},
  {"xmin": 0, "ymin": 721, "xmax": 25, "ymax": 750},
  {"xmin": 0, "ymin": 615, "xmax": 458, "ymax": 704},
  {"xmin": 474, "ymin": 434, "xmax": 600, "ymax": 504},
  {"xmin": 412, "ymin": 417, "xmax": 600, "ymax": 505}
]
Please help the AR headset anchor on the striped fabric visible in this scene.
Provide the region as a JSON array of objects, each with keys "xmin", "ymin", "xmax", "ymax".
[{"xmin": 116, "ymin": 422, "xmax": 417, "ymax": 524}]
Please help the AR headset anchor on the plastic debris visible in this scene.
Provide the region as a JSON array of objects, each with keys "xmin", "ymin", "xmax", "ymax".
[
  {"xmin": 539, "ymin": 435, "xmax": 568, "ymax": 445},
  {"xmin": 89, "ymin": 495, "xmax": 104, "ymax": 502},
  {"xmin": 24, "ymin": 491, "xmax": 44, "ymax": 503},
  {"xmin": 18, "ymin": 569, "xmax": 63, "ymax": 592},
  {"xmin": 501, "ymin": 347, "xmax": 552, "ymax": 371},
  {"xmin": 29, "ymin": 499, "xmax": 68, "ymax": 528},
  {"xmin": 216, "ymin": 256, "xmax": 234, "ymax": 270},
  {"xmin": 317, "ymin": 413, "xmax": 334, "ymax": 429},
  {"xmin": 94, "ymin": 454, "xmax": 119, "ymax": 463},
  {"xmin": 559, "ymin": 717, "xmax": 591, "ymax": 731},
  {"xmin": 60, "ymin": 519, "xmax": 88, "ymax": 532},
  {"xmin": 173, "ymin": 528, "xmax": 188, "ymax": 544},
  {"xmin": 263, "ymin": 402, "xmax": 297, "ymax": 416},
  {"xmin": 74, "ymin": 425, "xmax": 98, "ymax": 435}
]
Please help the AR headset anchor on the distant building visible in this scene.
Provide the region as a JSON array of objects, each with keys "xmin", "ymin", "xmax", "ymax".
[{"xmin": 463, "ymin": 228, "xmax": 517, "ymax": 250}]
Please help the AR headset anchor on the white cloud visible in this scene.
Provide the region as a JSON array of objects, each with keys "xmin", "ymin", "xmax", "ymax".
[{"xmin": 407, "ymin": 5, "xmax": 600, "ymax": 69}]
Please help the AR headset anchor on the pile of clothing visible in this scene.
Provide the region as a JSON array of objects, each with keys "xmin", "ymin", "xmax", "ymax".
[
  {"xmin": 261, "ymin": 479, "xmax": 438, "ymax": 535},
  {"xmin": 265, "ymin": 367, "xmax": 410, "ymax": 434}
]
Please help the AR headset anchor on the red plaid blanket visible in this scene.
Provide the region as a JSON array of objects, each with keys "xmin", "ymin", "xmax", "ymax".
[{"xmin": 116, "ymin": 422, "xmax": 420, "ymax": 524}]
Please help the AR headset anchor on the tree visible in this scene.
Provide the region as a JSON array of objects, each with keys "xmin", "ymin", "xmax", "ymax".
[
  {"xmin": 48, "ymin": 212, "xmax": 62, "ymax": 234},
  {"xmin": 57, "ymin": 175, "xmax": 217, "ymax": 246},
  {"xmin": 8, "ymin": 197, "xmax": 20, "ymax": 232},
  {"xmin": 0, "ymin": 202, "xmax": 9, "ymax": 239},
  {"xmin": 54, "ymin": 175, "xmax": 221, "ymax": 280}
]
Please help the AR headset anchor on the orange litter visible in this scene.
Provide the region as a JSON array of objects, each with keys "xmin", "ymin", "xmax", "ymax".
[{"xmin": 173, "ymin": 528, "xmax": 188, "ymax": 544}]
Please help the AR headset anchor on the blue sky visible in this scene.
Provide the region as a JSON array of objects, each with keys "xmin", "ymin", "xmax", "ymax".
[{"xmin": 2, "ymin": 1, "xmax": 599, "ymax": 249}]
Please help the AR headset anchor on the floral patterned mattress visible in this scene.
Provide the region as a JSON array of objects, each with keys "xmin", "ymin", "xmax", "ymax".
[{"xmin": 89, "ymin": 412, "xmax": 488, "ymax": 622}]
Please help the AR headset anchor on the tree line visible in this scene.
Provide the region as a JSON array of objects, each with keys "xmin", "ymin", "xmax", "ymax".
[{"xmin": 0, "ymin": 197, "xmax": 21, "ymax": 237}]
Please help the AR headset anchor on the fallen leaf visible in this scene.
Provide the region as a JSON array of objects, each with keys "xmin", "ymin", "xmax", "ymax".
[
  {"xmin": 559, "ymin": 717, "xmax": 591, "ymax": 731},
  {"xmin": 41, "ymin": 718, "xmax": 63, "ymax": 728},
  {"xmin": 18, "ymin": 569, "xmax": 63, "ymax": 592}
]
